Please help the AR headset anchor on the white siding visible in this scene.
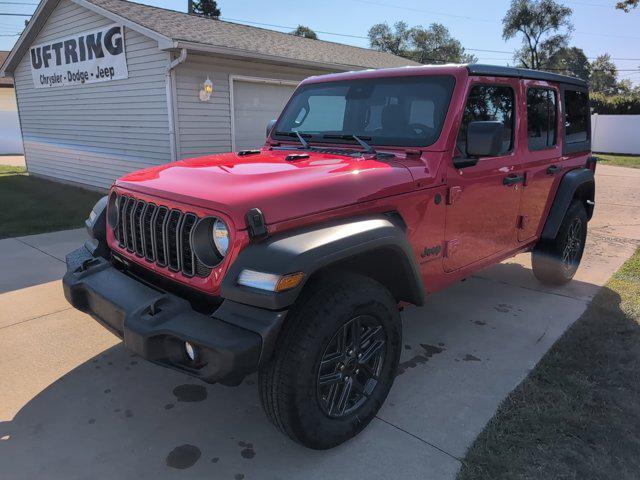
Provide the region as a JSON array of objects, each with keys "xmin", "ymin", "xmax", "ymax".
[
  {"xmin": 174, "ymin": 54, "xmax": 327, "ymax": 159},
  {"xmin": 13, "ymin": 0, "xmax": 171, "ymax": 189}
]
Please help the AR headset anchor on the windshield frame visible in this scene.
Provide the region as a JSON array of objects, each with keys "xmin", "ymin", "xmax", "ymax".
[{"xmin": 271, "ymin": 74, "xmax": 457, "ymax": 149}]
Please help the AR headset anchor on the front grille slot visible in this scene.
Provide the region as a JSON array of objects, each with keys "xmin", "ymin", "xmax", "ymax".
[
  {"xmin": 142, "ymin": 203, "xmax": 157, "ymax": 262},
  {"xmin": 132, "ymin": 201, "xmax": 145, "ymax": 257},
  {"xmin": 166, "ymin": 210, "xmax": 182, "ymax": 271},
  {"xmin": 112, "ymin": 195, "xmax": 212, "ymax": 278},
  {"xmin": 180, "ymin": 213, "xmax": 198, "ymax": 277},
  {"xmin": 123, "ymin": 197, "xmax": 136, "ymax": 252}
]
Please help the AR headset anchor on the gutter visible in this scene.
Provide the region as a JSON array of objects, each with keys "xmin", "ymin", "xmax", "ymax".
[
  {"xmin": 172, "ymin": 41, "xmax": 367, "ymax": 73},
  {"xmin": 165, "ymin": 48, "xmax": 188, "ymax": 162}
]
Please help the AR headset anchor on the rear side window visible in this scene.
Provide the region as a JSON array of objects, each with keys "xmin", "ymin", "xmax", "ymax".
[
  {"xmin": 527, "ymin": 88, "xmax": 557, "ymax": 150},
  {"xmin": 564, "ymin": 90, "xmax": 589, "ymax": 144},
  {"xmin": 457, "ymin": 85, "xmax": 515, "ymax": 157}
]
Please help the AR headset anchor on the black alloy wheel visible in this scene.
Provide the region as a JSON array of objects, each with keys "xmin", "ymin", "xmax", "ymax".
[
  {"xmin": 317, "ymin": 315, "xmax": 386, "ymax": 418},
  {"xmin": 561, "ymin": 217, "xmax": 584, "ymax": 273}
]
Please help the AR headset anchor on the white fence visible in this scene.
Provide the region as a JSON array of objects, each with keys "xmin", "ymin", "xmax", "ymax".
[{"xmin": 592, "ymin": 114, "xmax": 640, "ymax": 155}]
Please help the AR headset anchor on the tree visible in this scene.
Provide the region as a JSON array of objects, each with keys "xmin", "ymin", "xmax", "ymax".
[
  {"xmin": 547, "ymin": 46, "xmax": 590, "ymax": 81},
  {"xmin": 410, "ymin": 23, "xmax": 477, "ymax": 64},
  {"xmin": 502, "ymin": 0, "xmax": 573, "ymax": 70},
  {"xmin": 368, "ymin": 21, "xmax": 412, "ymax": 58},
  {"xmin": 590, "ymin": 54, "xmax": 619, "ymax": 94},
  {"xmin": 368, "ymin": 22, "xmax": 477, "ymax": 64},
  {"xmin": 291, "ymin": 25, "xmax": 318, "ymax": 40},
  {"xmin": 616, "ymin": 0, "xmax": 638, "ymax": 12},
  {"xmin": 188, "ymin": 0, "xmax": 221, "ymax": 18}
]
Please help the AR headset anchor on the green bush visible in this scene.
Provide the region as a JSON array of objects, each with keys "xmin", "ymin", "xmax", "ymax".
[{"xmin": 590, "ymin": 92, "xmax": 640, "ymax": 114}]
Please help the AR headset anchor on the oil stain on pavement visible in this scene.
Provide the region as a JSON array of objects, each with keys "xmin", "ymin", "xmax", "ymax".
[
  {"xmin": 173, "ymin": 384, "xmax": 207, "ymax": 402},
  {"xmin": 165, "ymin": 444, "xmax": 201, "ymax": 469},
  {"xmin": 463, "ymin": 354, "xmax": 481, "ymax": 362},
  {"xmin": 238, "ymin": 441, "xmax": 256, "ymax": 459}
]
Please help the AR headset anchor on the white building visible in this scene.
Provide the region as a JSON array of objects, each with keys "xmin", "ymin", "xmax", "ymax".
[
  {"xmin": 0, "ymin": 51, "xmax": 23, "ymax": 154},
  {"xmin": 0, "ymin": 0, "xmax": 415, "ymax": 189}
]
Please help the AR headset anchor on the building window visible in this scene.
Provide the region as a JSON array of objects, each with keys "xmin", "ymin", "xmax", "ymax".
[
  {"xmin": 527, "ymin": 88, "xmax": 557, "ymax": 150},
  {"xmin": 564, "ymin": 90, "xmax": 589, "ymax": 144},
  {"xmin": 457, "ymin": 85, "xmax": 515, "ymax": 157}
]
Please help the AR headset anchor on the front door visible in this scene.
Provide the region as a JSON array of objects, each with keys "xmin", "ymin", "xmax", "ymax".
[
  {"xmin": 444, "ymin": 80, "xmax": 522, "ymax": 272},
  {"xmin": 517, "ymin": 82, "xmax": 562, "ymax": 241}
]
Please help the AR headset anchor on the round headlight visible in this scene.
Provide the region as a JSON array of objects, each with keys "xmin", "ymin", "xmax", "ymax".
[{"xmin": 212, "ymin": 218, "xmax": 230, "ymax": 257}]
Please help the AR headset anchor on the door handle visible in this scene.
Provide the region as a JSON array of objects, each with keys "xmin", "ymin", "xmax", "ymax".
[
  {"xmin": 503, "ymin": 174, "xmax": 525, "ymax": 186},
  {"xmin": 546, "ymin": 165, "xmax": 561, "ymax": 175}
]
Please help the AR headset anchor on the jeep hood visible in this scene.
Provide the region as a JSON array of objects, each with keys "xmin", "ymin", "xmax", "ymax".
[{"xmin": 116, "ymin": 149, "xmax": 417, "ymax": 228}]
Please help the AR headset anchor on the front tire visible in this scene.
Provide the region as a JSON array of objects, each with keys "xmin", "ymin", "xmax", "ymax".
[
  {"xmin": 532, "ymin": 200, "xmax": 588, "ymax": 285},
  {"xmin": 258, "ymin": 272, "xmax": 401, "ymax": 450}
]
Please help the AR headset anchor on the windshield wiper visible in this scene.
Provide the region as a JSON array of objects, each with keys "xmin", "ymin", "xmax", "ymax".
[
  {"xmin": 274, "ymin": 131, "xmax": 310, "ymax": 149},
  {"xmin": 322, "ymin": 134, "xmax": 377, "ymax": 155}
]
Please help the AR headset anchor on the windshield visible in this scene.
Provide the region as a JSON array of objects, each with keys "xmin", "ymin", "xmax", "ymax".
[{"xmin": 273, "ymin": 75, "xmax": 455, "ymax": 148}]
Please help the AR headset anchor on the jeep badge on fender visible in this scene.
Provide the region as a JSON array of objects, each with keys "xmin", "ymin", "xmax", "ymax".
[{"xmin": 63, "ymin": 64, "xmax": 594, "ymax": 450}]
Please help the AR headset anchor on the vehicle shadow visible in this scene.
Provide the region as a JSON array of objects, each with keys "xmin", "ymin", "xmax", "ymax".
[{"xmin": 0, "ymin": 262, "xmax": 605, "ymax": 480}]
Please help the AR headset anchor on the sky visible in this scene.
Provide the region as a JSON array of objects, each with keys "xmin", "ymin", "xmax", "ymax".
[{"xmin": 1, "ymin": 0, "xmax": 639, "ymax": 84}]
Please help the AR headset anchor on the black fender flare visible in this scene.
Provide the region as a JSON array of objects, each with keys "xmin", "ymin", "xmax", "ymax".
[
  {"xmin": 221, "ymin": 215, "xmax": 425, "ymax": 310},
  {"xmin": 541, "ymin": 168, "xmax": 595, "ymax": 240}
]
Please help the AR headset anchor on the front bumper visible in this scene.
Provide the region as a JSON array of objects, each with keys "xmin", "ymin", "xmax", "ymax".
[{"xmin": 63, "ymin": 246, "xmax": 286, "ymax": 385}]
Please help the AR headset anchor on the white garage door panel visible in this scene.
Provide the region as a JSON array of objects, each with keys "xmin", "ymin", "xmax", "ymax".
[{"xmin": 233, "ymin": 80, "xmax": 296, "ymax": 151}]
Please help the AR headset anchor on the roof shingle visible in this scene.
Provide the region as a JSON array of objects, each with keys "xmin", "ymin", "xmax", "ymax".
[{"xmin": 86, "ymin": 0, "xmax": 419, "ymax": 70}]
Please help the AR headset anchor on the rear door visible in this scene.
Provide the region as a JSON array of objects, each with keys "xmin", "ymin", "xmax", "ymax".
[
  {"xmin": 232, "ymin": 78, "xmax": 297, "ymax": 151},
  {"xmin": 443, "ymin": 78, "xmax": 522, "ymax": 272},
  {"xmin": 517, "ymin": 81, "xmax": 562, "ymax": 241}
]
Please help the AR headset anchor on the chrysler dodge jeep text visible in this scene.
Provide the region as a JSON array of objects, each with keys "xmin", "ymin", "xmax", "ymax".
[{"xmin": 63, "ymin": 64, "xmax": 595, "ymax": 449}]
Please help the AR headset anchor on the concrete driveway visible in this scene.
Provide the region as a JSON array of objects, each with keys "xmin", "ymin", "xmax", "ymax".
[{"xmin": 1, "ymin": 165, "xmax": 638, "ymax": 479}]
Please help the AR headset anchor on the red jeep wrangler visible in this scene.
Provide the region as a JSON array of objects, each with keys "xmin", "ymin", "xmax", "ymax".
[{"xmin": 64, "ymin": 64, "xmax": 595, "ymax": 449}]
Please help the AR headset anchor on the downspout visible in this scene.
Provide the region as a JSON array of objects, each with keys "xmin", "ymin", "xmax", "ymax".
[{"xmin": 165, "ymin": 48, "xmax": 187, "ymax": 162}]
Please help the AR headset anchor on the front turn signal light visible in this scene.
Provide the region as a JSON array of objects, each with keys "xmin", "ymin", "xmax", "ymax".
[
  {"xmin": 275, "ymin": 272, "xmax": 306, "ymax": 292},
  {"xmin": 238, "ymin": 270, "xmax": 305, "ymax": 292}
]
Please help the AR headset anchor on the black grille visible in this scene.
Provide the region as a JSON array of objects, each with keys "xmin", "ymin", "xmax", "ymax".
[{"xmin": 112, "ymin": 194, "xmax": 211, "ymax": 278}]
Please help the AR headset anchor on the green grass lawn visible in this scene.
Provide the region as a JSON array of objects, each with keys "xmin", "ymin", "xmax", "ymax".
[
  {"xmin": 0, "ymin": 165, "xmax": 103, "ymax": 239},
  {"xmin": 595, "ymin": 153, "xmax": 640, "ymax": 169},
  {"xmin": 457, "ymin": 246, "xmax": 640, "ymax": 480}
]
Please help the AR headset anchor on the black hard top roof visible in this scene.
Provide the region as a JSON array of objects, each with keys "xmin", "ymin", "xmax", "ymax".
[{"xmin": 467, "ymin": 64, "xmax": 587, "ymax": 88}]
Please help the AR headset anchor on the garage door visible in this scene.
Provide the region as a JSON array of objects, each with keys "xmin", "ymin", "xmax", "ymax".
[{"xmin": 232, "ymin": 79, "xmax": 297, "ymax": 151}]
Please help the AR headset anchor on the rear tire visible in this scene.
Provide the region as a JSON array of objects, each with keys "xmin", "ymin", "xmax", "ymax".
[
  {"xmin": 532, "ymin": 200, "xmax": 588, "ymax": 285},
  {"xmin": 258, "ymin": 272, "xmax": 401, "ymax": 450}
]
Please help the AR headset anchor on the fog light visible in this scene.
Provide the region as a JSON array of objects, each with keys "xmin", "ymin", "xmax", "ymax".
[{"xmin": 185, "ymin": 341, "xmax": 197, "ymax": 362}]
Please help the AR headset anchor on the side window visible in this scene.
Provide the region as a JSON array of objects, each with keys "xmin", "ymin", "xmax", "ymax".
[
  {"xmin": 457, "ymin": 85, "xmax": 514, "ymax": 157},
  {"xmin": 527, "ymin": 88, "xmax": 557, "ymax": 150},
  {"xmin": 564, "ymin": 90, "xmax": 589, "ymax": 144}
]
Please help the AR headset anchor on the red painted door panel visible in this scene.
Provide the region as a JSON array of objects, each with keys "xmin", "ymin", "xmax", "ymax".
[
  {"xmin": 443, "ymin": 159, "xmax": 522, "ymax": 272},
  {"xmin": 444, "ymin": 78, "xmax": 522, "ymax": 272},
  {"xmin": 517, "ymin": 81, "xmax": 562, "ymax": 241}
]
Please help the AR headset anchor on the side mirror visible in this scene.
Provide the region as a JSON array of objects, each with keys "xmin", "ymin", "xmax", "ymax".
[
  {"xmin": 266, "ymin": 119, "xmax": 277, "ymax": 138},
  {"xmin": 466, "ymin": 120, "xmax": 505, "ymax": 158}
]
